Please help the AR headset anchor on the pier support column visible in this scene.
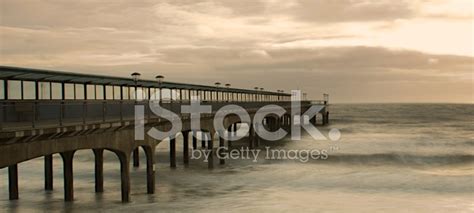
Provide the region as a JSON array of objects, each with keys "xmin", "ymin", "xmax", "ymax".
[
  {"xmin": 288, "ymin": 115, "xmax": 293, "ymax": 133},
  {"xmin": 201, "ymin": 133, "xmax": 206, "ymax": 148},
  {"xmin": 93, "ymin": 149, "xmax": 104, "ymax": 193},
  {"xmin": 183, "ymin": 131, "xmax": 189, "ymax": 165},
  {"xmin": 133, "ymin": 148, "xmax": 140, "ymax": 167},
  {"xmin": 144, "ymin": 146, "xmax": 155, "ymax": 194},
  {"xmin": 253, "ymin": 124, "xmax": 259, "ymax": 148},
  {"xmin": 170, "ymin": 138, "xmax": 176, "ymax": 168},
  {"xmin": 255, "ymin": 134, "xmax": 260, "ymax": 147},
  {"xmin": 248, "ymin": 124, "xmax": 254, "ymax": 149},
  {"xmin": 8, "ymin": 164, "xmax": 18, "ymax": 200},
  {"xmin": 207, "ymin": 133, "xmax": 214, "ymax": 169},
  {"xmin": 322, "ymin": 112, "xmax": 329, "ymax": 125},
  {"xmin": 227, "ymin": 126, "xmax": 232, "ymax": 148},
  {"xmin": 233, "ymin": 123, "xmax": 238, "ymax": 136},
  {"xmin": 60, "ymin": 151, "xmax": 76, "ymax": 202},
  {"xmin": 219, "ymin": 133, "xmax": 225, "ymax": 165},
  {"xmin": 117, "ymin": 152, "xmax": 131, "ymax": 203},
  {"xmin": 325, "ymin": 112, "xmax": 329, "ymax": 124},
  {"xmin": 192, "ymin": 131, "xmax": 197, "ymax": 149},
  {"xmin": 44, "ymin": 155, "xmax": 53, "ymax": 191}
]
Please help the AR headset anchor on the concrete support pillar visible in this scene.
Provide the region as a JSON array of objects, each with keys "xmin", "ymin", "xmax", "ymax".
[
  {"xmin": 248, "ymin": 123, "xmax": 254, "ymax": 149},
  {"xmin": 288, "ymin": 115, "xmax": 292, "ymax": 132},
  {"xmin": 254, "ymin": 124, "xmax": 260, "ymax": 147},
  {"xmin": 170, "ymin": 138, "xmax": 176, "ymax": 168},
  {"xmin": 227, "ymin": 126, "xmax": 232, "ymax": 148},
  {"xmin": 201, "ymin": 133, "xmax": 206, "ymax": 148},
  {"xmin": 93, "ymin": 149, "xmax": 104, "ymax": 193},
  {"xmin": 321, "ymin": 112, "xmax": 327, "ymax": 125},
  {"xmin": 44, "ymin": 155, "xmax": 53, "ymax": 191},
  {"xmin": 183, "ymin": 131, "xmax": 189, "ymax": 165},
  {"xmin": 117, "ymin": 152, "xmax": 131, "ymax": 203},
  {"xmin": 143, "ymin": 146, "xmax": 155, "ymax": 194},
  {"xmin": 60, "ymin": 151, "xmax": 75, "ymax": 202},
  {"xmin": 271, "ymin": 118, "xmax": 277, "ymax": 131},
  {"xmin": 192, "ymin": 131, "xmax": 197, "ymax": 149},
  {"xmin": 233, "ymin": 123, "xmax": 238, "ymax": 136},
  {"xmin": 276, "ymin": 118, "xmax": 281, "ymax": 130},
  {"xmin": 326, "ymin": 112, "xmax": 329, "ymax": 124},
  {"xmin": 133, "ymin": 148, "xmax": 140, "ymax": 167},
  {"xmin": 207, "ymin": 133, "xmax": 214, "ymax": 169},
  {"xmin": 219, "ymin": 134, "xmax": 225, "ymax": 165},
  {"xmin": 8, "ymin": 164, "xmax": 18, "ymax": 200}
]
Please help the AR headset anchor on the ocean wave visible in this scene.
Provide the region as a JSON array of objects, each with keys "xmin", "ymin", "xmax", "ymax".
[
  {"xmin": 319, "ymin": 153, "xmax": 474, "ymax": 166},
  {"xmin": 413, "ymin": 140, "xmax": 474, "ymax": 147}
]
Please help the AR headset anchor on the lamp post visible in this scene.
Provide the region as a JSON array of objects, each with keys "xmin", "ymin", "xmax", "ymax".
[
  {"xmin": 323, "ymin": 93, "xmax": 329, "ymax": 105},
  {"xmin": 254, "ymin": 87, "xmax": 259, "ymax": 101},
  {"xmin": 225, "ymin": 83, "xmax": 231, "ymax": 101},
  {"xmin": 155, "ymin": 75, "xmax": 164, "ymax": 103},
  {"xmin": 215, "ymin": 82, "xmax": 221, "ymax": 101},
  {"xmin": 280, "ymin": 90, "xmax": 286, "ymax": 101},
  {"xmin": 131, "ymin": 72, "xmax": 141, "ymax": 101},
  {"xmin": 303, "ymin": 92, "xmax": 307, "ymax": 101}
]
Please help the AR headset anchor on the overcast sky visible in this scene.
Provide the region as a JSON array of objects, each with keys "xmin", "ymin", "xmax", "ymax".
[{"xmin": 1, "ymin": 0, "xmax": 472, "ymax": 103}]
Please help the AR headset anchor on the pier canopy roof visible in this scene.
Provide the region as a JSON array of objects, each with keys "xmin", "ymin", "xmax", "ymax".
[{"xmin": 0, "ymin": 66, "xmax": 288, "ymax": 96}]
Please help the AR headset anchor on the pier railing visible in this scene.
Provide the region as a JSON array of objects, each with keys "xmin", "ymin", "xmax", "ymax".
[{"xmin": 0, "ymin": 100, "xmax": 320, "ymax": 131}]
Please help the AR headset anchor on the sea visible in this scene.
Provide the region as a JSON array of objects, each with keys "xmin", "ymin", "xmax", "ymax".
[{"xmin": 1, "ymin": 104, "xmax": 473, "ymax": 212}]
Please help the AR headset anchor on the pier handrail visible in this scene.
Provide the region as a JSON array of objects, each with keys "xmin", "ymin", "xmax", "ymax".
[{"xmin": 0, "ymin": 100, "xmax": 313, "ymax": 131}]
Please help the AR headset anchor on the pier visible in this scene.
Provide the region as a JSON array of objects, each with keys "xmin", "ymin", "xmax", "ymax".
[{"xmin": 0, "ymin": 66, "xmax": 329, "ymax": 203}]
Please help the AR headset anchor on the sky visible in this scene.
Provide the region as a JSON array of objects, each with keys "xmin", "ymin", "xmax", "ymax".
[{"xmin": 0, "ymin": 0, "xmax": 473, "ymax": 103}]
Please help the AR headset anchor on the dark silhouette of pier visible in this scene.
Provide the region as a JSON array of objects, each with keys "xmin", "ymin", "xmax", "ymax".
[{"xmin": 0, "ymin": 66, "xmax": 329, "ymax": 203}]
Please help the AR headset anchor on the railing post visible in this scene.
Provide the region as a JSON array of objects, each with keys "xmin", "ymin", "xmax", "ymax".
[
  {"xmin": 147, "ymin": 101, "xmax": 151, "ymax": 120},
  {"xmin": 102, "ymin": 101, "xmax": 106, "ymax": 122},
  {"xmin": 0, "ymin": 102, "xmax": 3, "ymax": 131},
  {"xmin": 59, "ymin": 101, "xmax": 63, "ymax": 126},
  {"xmin": 32, "ymin": 101, "xmax": 36, "ymax": 128},
  {"xmin": 83, "ymin": 101, "xmax": 86, "ymax": 125},
  {"xmin": 120, "ymin": 100, "xmax": 123, "ymax": 122}
]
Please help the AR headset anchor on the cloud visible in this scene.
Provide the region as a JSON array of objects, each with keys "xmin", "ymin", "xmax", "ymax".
[
  {"xmin": 286, "ymin": 0, "xmax": 417, "ymax": 23},
  {"xmin": 0, "ymin": 0, "xmax": 472, "ymax": 102}
]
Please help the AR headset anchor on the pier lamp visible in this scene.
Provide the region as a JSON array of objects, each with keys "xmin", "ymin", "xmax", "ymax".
[
  {"xmin": 324, "ymin": 93, "xmax": 329, "ymax": 105},
  {"xmin": 303, "ymin": 92, "xmax": 307, "ymax": 101},
  {"xmin": 225, "ymin": 84, "xmax": 231, "ymax": 101},
  {"xmin": 156, "ymin": 75, "xmax": 164, "ymax": 102},
  {"xmin": 215, "ymin": 82, "xmax": 221, "ymax": 101},
  {"xmin": 253, "ymin": 87, "xmax": 259, "ymax": 101},
  {"xmin": 131, "ymin": 72, "xmax": 141, "ymax": 101}
]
